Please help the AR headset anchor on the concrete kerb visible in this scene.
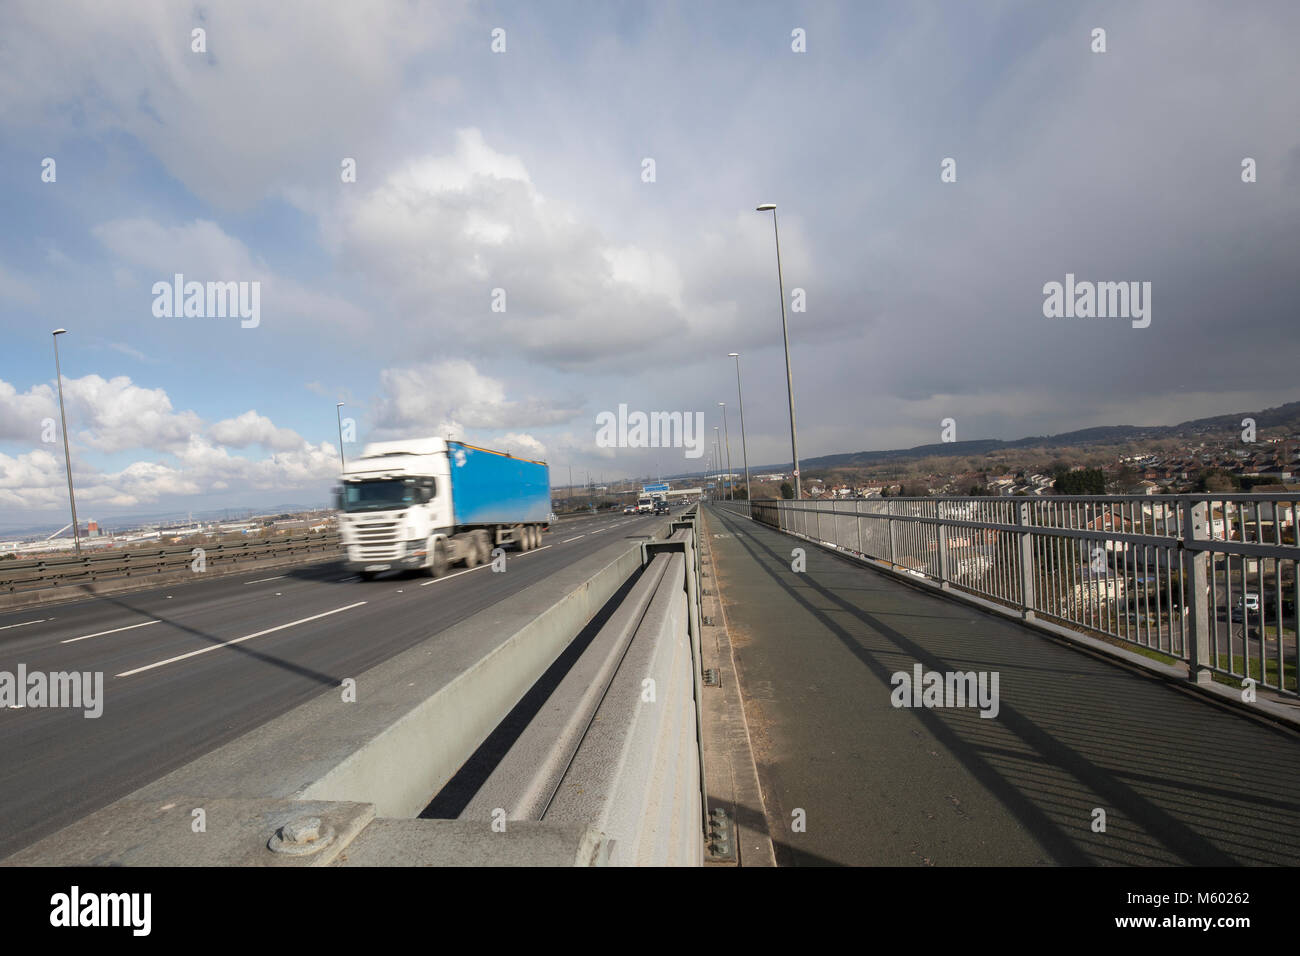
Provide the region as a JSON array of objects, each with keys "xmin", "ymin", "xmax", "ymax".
[
  {"xmin": 712, "ymin": 505, "xmax": 1300, "ymax": 735},
  {"xmin": 5, "ymin": 526, "xmax": 672, "ymax": 866},
  {"xmin": 694, "ymin": 509, "xmax": 777, "ymax": 866}
]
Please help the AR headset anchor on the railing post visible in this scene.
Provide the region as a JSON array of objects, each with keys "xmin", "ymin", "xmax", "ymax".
[
  {"xmin": 937, "ymin": 502, "xmax": 950, "ymax": 590},
  {"xmin": 1184, "ymin": 500, "xmax": 1213, "ymax": 684},
  {"xmin": 887, "ymin": 500, "xmax": 897, "ymax": 568},
  {"xmin": 1017, "ymin": 502, "xmax": 1036, "ymax": 619},
  {"xmin": 856, "ymin": 500, "xmax": 864, "ymax": 556}
]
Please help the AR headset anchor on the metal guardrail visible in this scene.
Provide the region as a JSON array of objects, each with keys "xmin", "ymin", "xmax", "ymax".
[
  {"xmin": 0, "ymin": 533, "xmax": 341, "ymax": 594},
  {"xmin": 719, "ymin": 495, "xmax": 1300, "ymax": 697}
]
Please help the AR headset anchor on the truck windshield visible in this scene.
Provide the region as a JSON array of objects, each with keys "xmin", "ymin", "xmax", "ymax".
[{"xmin": 341, "ymin": 479, "xmax": 434, "ymax": 512}]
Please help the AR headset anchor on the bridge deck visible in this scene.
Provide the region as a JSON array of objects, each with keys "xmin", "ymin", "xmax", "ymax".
[{"xmin": 706, "ymin": 506, "xmax": 1300, "ymax": 866}]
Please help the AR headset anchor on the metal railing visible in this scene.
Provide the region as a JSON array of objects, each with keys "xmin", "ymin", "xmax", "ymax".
[
  {"xmin": 719, "ymin": 495, "xmax": 1300, "ymax": 697},
  {"xmin": 0, "ymin": 532, "xmax": 341, "ymax": 594}
]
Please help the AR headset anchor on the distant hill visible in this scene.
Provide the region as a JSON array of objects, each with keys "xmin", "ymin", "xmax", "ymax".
[{"xmin": 733, "ymin": 400, "xmax": 1300, "ymax": 476}]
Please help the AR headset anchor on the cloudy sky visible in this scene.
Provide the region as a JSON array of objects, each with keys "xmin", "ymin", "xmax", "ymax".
[{"xmin": 1, "ymin": 0, "xmax": 1297, "ymax": 527}]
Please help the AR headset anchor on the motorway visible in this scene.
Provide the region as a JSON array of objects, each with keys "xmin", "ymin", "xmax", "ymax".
[
  {"xmin": 705, "ymin": 505, "xmax": 1300, "ymax": 866},
  {"xmin": 0, "ymin": 510, "xmax": 663, "ymax": 859}
]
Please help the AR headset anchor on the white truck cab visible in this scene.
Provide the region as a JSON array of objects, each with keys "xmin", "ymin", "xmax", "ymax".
[{"xmin": 336, "ymin": 438, "xmax": 454, "ymax": 579}]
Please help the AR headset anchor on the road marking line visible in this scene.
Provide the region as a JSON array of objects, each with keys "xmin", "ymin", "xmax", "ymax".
[
  {"xmin": 62, "ymin": 620, "xmax": 162, "ymax": 644},
  {"xmin": 243, "ymin": 575, "xmax": 286, "ymax": 584},
  {"xmin": 519, "ymin": 545, "xmax": 553, "ymax": 555},
  {"xmin": 0, "ymin": 619, "xmax": 46, "ymax": 632},
  {"xmin": 561, "ymin": 535, "xmax": 585, "ymax": 543},
  {"xmin": 420, "ymin": 563, "xmax": 491, "ymax": 586},
  {"xmin": 115, "ymin": 601, "xmax": 368, "ymax": 677}
]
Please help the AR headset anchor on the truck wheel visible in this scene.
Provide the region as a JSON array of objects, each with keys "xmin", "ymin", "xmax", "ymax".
[
  {"xmin": 517, "ymin": 525, "xmax": 530, "ymax": 551},
  {"xmin": 428, "ymin": 539, "xmax": 449, "ymax": 578},
  {"xmin": 463, "ymin": 534, "xmax": 480, "ymax": 568},
  {"xmin": 528, "ymin": 525, "xmax": 539, "ymax": 549},
  {"xmin": 477, "ymin": 531, "xmax": 492, "ymax": 564}
]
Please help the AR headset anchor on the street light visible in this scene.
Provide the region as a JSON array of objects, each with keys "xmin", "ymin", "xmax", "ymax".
[
  {"xmin": 713, "ymin": 427, "xmax": 722, "ymax": 496},
  {"xmin": 756, "ymin": 203, "xmax": 801, "ymax": 500},
  {"xmin": 728, "ymin": 352, "xmax": 751, "ymax": 502},
  {"xmin": 335, "ymin": 403, "xmax": 346, "ymax": 473},
  {"xmin": 719, "ymin": 402, "xmax": 733, "ymax": 501},
  {"xmin": 51, "ymin": 329, "xmax": 81, "ymax": 555}
]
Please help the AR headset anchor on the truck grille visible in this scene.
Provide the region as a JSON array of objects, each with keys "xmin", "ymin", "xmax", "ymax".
[{"xmin": 349, "ymin": 519, "xmax": 403, "ymax": 561}]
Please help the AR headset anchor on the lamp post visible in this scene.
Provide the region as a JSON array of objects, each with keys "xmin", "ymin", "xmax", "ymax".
[
  {"xmin": 728, "ymin": 352, "xmax": 751, "ymax": 502},
  {"xmin": 756, "ymin": 203, "xmax": 801, "ymax": 500},
  {"xmin": 51, "ymin": 329, "xmax": 81, "ymax": 555},
  {"xmin": 719, "ymin": 402, "xmax": 733, "ymax": 501},
  {"xmin": 717, "ymin": 429, "xmax": 728, "ymax": 496},
  {"xmin": 335, "ymin": 403, "xmax": 346, "ymax": 473}
]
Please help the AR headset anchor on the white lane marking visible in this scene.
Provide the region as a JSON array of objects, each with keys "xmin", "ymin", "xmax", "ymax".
[
  {"xmin": 0, "ymin": 619, "xmax": 46, "ymax": 632},
  {"xmin": 243, "ymin": 575, "xmax": 286, "ymax": 584},
  {"xmin": 116, "ymin": 601, "xmax": 368, "ymax": 677},
  {"xmin": 561, "ymin": 535, "xmax": 585, "ymax": 543},
  {"xmin": 417, "ymin": 544, "xmax": 554, "ymax": 586},
  {"xmin": 419, "ymin": 563, "xmax": 491, "ymax": 586},
  {"xmin": 62, "ymin": 620, "xmax": 162, "ymax": 644}
]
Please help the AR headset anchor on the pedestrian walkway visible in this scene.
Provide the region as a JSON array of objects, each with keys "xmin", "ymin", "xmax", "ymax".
[{"xmin": 705, "ymin": 505, "xmax": 1300, "ymax": 866}]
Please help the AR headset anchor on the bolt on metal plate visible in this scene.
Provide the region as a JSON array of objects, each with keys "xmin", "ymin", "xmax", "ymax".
[
  {"xmin": 706, "ymin": 807, "xmax": 736, "ymax": 862},
  {"xmin": 268, "ymin": 815, "xmax": 336, "ymax": 857}
]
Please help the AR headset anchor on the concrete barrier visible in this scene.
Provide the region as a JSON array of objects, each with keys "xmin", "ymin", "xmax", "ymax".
[{"xmin": 457, "ymin": 525, "xmax": 707, "ymax": 865}]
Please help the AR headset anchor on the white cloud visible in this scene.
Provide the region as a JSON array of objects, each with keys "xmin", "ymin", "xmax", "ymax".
[
  {"xmin": 0, "ymin": 380, "xmax": 57, "ymax": 441},
  {"xmin": 0, "ymin": 0, "xmax": 467, "ymax": 209},
  {"xmin": 62, "ymin": 374, "xmax": 202, "ymax": 454},
  {"xmin": 92, "ymin": 217, "xmax": 369, "ymax": 330},
  {"xmin": 209, "ymin": 411, "xmax": 306, "ymax": 452},
  {"xmin": 329, "ymin": 129, "xmax": 703, "ymax": 366},
  {"xmin": 374, "ymin": 358, "xmax": 579, "ymax": 433},
  {"xmin": 0, "ymin": 375, "xmax": 341, "ymax": 512}
]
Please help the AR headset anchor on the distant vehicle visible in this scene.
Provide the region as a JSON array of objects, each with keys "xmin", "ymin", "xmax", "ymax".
[
  {"xmin": 637, "ymin": 496, "xmax": 653, "ymax": 513},
  {"xmin": 545, "ymin": 511, "xmax": 558, "ymax": 529},
  {"xmin": 1231, "ymin": 593, "xmax": 1260, "ymax": 621},
  {"xmin": 336, "ymin": 438, "xmax": 549, "ymax": 581},
  {"xmin": 623, "ymin": 505, "xmax": 636, "ymax": 514},
  {"xmin": 653, "ymin": 500, "xmax": 670, "ymax": 515}
]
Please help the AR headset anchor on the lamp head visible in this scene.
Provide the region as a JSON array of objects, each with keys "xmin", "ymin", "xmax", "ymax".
[{"xmin": 755, "ymin": 204, "xmax": 776, "ymax": 211}]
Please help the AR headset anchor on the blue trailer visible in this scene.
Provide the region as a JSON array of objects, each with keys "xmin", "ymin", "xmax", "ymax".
[{"xmin": 448, "ymin": 441, "xmax": 551, "ymax": 526}]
